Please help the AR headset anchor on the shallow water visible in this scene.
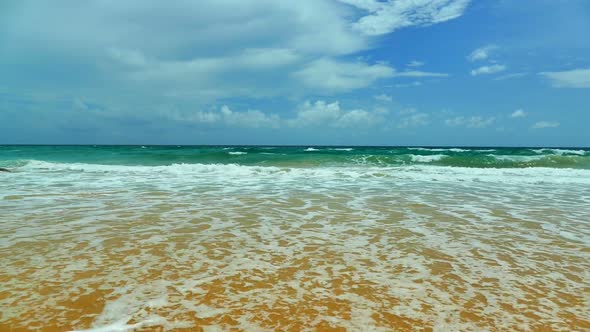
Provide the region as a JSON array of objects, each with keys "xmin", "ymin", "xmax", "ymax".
[{"xmin": 1, "ymin": 146, "xmax": 589, "ymax": 331}]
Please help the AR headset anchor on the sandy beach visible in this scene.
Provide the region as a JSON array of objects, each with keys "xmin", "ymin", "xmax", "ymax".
[{"xmin": 1, "ymin": 147, "xmax": 589, "ymax": 331}]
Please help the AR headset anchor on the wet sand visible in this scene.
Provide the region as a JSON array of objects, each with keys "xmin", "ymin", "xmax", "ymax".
[{"xmin": 1, "ymin": 164, "xmax": 589, "ymax": 331}]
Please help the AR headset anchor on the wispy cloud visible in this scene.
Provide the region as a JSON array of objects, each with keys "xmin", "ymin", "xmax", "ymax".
[
  {"xmin": 394, "ymin": 81, "xmax": 423, "ymax": 88},
  {"xmin": 407, "ymin": 60, "xmax": 425, "ymax": 67},
  {"xmin": 539, "ymin": 68, "xmax": 590, "ymax": 88},
  {"xmin": 445, "ymin": 116, "xmax": 495, "ymax": 128},
  {"xmin": 339, "ymin": 0, "xmax": 471, "ymax": 35},
  {"xmin": 293, "ymin": 59, "xmax": 394, "ymax": 92},
  {"xmin": 493, "ymin": 73, "xmax": 527, "ymax": 81},
  {"xmin": 510, "ymin": 109, "xmax": 527, "ymax": 118},
  {"xmin": 374, "ymin": 94, "xmax": 393, "ymax": 102},
  {"xmin": 471, "ymin": 64, "xmax": 507, "ymax": 76},
  {"xmin": 532, "ymin": 121, "xmax": 560, "ymax": 129},
  {"xmin": 394, "ymin": 70, "xmax": 449, "ymax": 78},
  {"xmin": 397, "ymin": 113, "xmax": 430, "ymax": 128},
  {"xmin": 467, "ymin": 44, "xmax": 498, "ymax": 62}
]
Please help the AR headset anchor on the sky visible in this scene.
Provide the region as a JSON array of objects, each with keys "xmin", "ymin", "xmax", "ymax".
[{"xmin": 0, "ymin": 0, "xmax": 589, "ymax": 146}]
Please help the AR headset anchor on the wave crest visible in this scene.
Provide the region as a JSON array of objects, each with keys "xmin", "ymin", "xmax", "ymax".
[{"xmin": 13, "ymin": 160, "xmax": 590, "ymax": 185}]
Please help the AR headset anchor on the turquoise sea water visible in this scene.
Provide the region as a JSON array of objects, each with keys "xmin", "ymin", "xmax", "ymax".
[{"xmin": 1, "ymin": 145, "xmax": 589, "ymax": 169}]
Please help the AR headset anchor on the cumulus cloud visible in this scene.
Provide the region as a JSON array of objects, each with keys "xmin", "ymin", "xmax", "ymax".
[
  {"xmin": 288, "ymin": 100, "xmax": 386, "ymax": 128},
  {"xmin": 340, "ymin": 0, "xmax": 471, "ymax": 35},
  {"xmin": 0, "ymin": 0, "xmax": 473, "ymax": 139},
  {"xmin": 510, "ymin": 109, "xmax": 527, "ymax": 118},
  {"xmin": 1, "ymin": 0, "xmax": 371, "ymax": 103},
  {"xmin": 539, "ymin": 68, "xmax": 590, "ymax": 88},
  {"xmin": 293, "ymin": 59, "xmax": 394, "ymax": 92},
  {"xmin": 467, "ymin": 44, "xmax": 498, "ymax": 61},
  {"xmin": 0, "ymin": 0, "xmax": 467, "ymax": 106},
  {"xmin": 470, "ymin": 64, "xmax": 507, "ymax": 76},
  {"xmin": 5, "ymin": 1, "xmax": 366, "ymax": 57},
  {"xmin": 220, "ymin": 106, "xmax": 281, "ymax": 128},
  {"xmin": 532, "ymin": 121, "xmax": 560, "ymax": 129},
  {"xmin": 108, "ymin": 47, "xmax": 300, "ymax": 83},
  {"xmin": 445, "ymin": 116, "xmax": 495, "ymax": 128},
  {"xmin": 0, "ymin": 0, "xmax": 478, "ymax": 143},
  {"xmin": 172, "ymin": 105, "xmax": 280, "ymax": 128}
]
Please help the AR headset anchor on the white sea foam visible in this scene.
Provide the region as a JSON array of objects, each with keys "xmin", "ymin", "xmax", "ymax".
[
  {"xmin": 228, "ymin": 151, "xmax": 247, "ymax": 155},
  {"xmin": 16, "ymin": 160, "xmax": 590, "ymax": 186},
  {"xmin": 490, "ymin": 154, "xmax": 546, "ymax": 162},
  {"xmin": 69, "ymin": 319, "xmax": 160, "ymax": 332},
  {"xmin": 531, "ymin": 148, "xmax": 587, "ymax": 155},
  {"xmin": 2, "ymin": 158, "xmax": 589, "ymax": 331},
  {"xmin": 409, "ymin": 154, "xmax": 446, "ymax": 163},
  {"xmin": 408, "ymin": 147, "xmax": 470, "ymax": 152},
  {"xmin": 304, "ymin": 147, "xmax": 319, "ymax": 151}
]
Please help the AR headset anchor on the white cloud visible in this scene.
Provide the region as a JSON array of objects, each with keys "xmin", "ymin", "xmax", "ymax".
[
  {"xmin": 288, "ymin": 101, "xmax": 341, "ymax": 127},
  {"xmin": 174, "ymin": 100, "xmax": 389, "ymax": 129},
  {"xmin": 470, "ymin": 64, "xmax": 507, "ymax": 76},
  {"xmin": 394, "ymin": 70, "xmax": 449, "ymax": 78},
  {"xmin": 493, "ymin": 73, "xmax": 527, "ymax": 81},
  {"xmin": 445, "ymin": 116, "xmax": 495, "ymax": 128},
  {"xmin": 288, "ymin": 100, "xmax": 385, "ymax": 128},
  {"xmin": 340, "ymin": 0, "xmax": 471, "ymax": 35},
  {"xmin": 1, "ymin": 0, "xmax": 372, "ymax": 102},
  {"xmin": 220, "ymin": 105, "xmax": 281, "ymax": 128},
  {"xmin": 179, "ymin": 110, "xmax": 221, "ymax": 124},
  {"xmin": 233, "ymin": 48, "xmax": 301, "ymax": 68},
  {"xmin": 336, "ymin": 109, "xmax": 382, "ymax": 128},
  {"xmin": 109, "ymin": 47, "xmax": 299, "ymax": 72},
  {"xmin": 467, "ymin": 44, "xmax": 498, "ymax": 62},
  {"xmin": 173, "ymin": 105, "xmax": 280, "ymax": 128},
  {"xmin": 398, "ymin": 113, "xmax": 430, "ymax": 128},
  {"xmin": 374, "ymin": 94, "xmax": 393, "ymax": 102},
  {"xmin": 539, "ymin": 68, "xmax": 590, "ymax": 88},
  {"xmin": 108, "ymin": 48, "xmax": 150, "ymax": 68},
  {"xmin": 8, "ymin": 1, "xmax": 367, "ymax": 57},
  {"xmin": 532, "ymin": 121, "xmax": 560, "ymax": 129},
  {"xmin": 394, "ymin": 81, "xmax": 423, "ymax": 88},
  {"xmin": 510, "ymin": 109, "xmax": 527, "ymax": 118},
  {"xmin": 407, "ymin": 60, "xmax": 425, "ymax": 67},
  {"xmin": 293, "ymin": 58, "xmax": 394, "ymax": 92},
  {"xmin": 1, "ymin": 0, "xmax": 470, "ymax": 110}
]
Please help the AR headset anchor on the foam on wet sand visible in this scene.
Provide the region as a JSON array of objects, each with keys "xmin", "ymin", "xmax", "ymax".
[{"xmin": 1, "ymin": 161, "xmax": 589, "ymax": 331}]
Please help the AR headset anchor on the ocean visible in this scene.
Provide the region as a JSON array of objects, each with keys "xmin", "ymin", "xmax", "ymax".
[{"xmin": 1, "ymin": 145, "xmax": 589, "ymax": 331}]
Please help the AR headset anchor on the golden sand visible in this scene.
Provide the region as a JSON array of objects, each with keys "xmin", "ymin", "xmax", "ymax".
[{"xmin": 1, "ymin": 192, "xmax": 589, "ymax": 331}]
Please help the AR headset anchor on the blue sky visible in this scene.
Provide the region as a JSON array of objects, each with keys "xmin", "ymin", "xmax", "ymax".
[{"xmin": 0, "ymin": 0, "xmax": 589, "ymax": 146}]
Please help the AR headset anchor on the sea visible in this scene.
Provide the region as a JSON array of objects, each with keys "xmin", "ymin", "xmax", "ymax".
[{"xmin": 1, "ymin": 145, "xmax": 589, "ymax": 331}]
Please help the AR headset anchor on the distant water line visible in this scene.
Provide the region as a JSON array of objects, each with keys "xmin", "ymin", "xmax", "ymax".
[{"xmin": 1, "ymin": 145, "xmax": 589, "ymax": 169}]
